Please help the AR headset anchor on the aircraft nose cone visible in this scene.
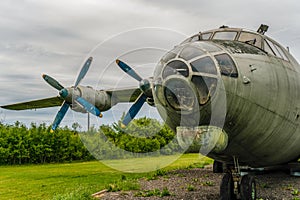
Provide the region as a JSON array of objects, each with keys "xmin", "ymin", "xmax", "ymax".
[{"xmin": 59, "ymin": 88, "xmax": 68, "ymax": 99}]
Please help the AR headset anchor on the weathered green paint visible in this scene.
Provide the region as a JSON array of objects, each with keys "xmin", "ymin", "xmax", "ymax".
[
  {"xmin": 215, "ymin": 44, "xmax": 300, "ymax": 166},
  {"xmin": 177, "ymin": 126, "xmax": 228, "ymax": 154},
  {"xmin": 153, "ymin": 27, "xmax": 300, "ymax": 167}
]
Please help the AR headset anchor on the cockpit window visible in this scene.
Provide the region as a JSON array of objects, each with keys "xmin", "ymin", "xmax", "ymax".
[
  {"xmin": 162, "ymin": 60, "xmax": 189, "ymax": 79},
  {"xmin": 238, "ymin": 32, "xmax": 262, "ymax": 48},
  {"xmin": 190, "ymin": 34, "xmax": 200, "ymax": 42},
  {"xmin": 191, "ymin": 56, "xmax": 217, "ymax": 75},
  {"xmin": 264, "ymin": 39, "xmax": 289, "ymax": 61},
  {"xmin": 179, "ymin": 46, "xmax": 205, "ymax": 60},
  {"xmin": 274, "ymin": 44, "xmax": 289, "ymax": 61},
  {"xmin": 213, "ymin": 31, "xmax": 237, "ymax": 40},
  {"xmin": 263, "ymin": 40, "xmax": 276, "ymax": 56},
  {"xmin": 201, "ymin": 32, "xmax": 212, "ymax": 40},
  {"xmin": 214, "ymin": 53, "xmax": 238, "ymax": 77}
]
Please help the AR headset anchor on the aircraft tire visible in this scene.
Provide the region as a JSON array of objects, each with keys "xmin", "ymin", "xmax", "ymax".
[
  {"xmin": 220, "ymin": 172, "xmax": 235, "ymax": 200},
  {"xmin": 240, "ymin": 175, "xmax": 256, "ymax": 200}
]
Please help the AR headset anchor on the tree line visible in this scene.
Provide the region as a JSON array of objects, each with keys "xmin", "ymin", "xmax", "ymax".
[
  {"xmin": 0, "ymin": 117, "xmax": 197, "ymax": 165},
  {"xmin": 0, "ymin": 122, "xmax": 93, "ymax": 165}
]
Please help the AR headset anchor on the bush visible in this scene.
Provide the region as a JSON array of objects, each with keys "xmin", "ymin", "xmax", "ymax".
[
  {"xmin": 0, "ymin": 122, "xmax": 93, "ymax": 165},
  {"xmin": 0, "ymin": 117, "xmax": 182, "ymax": 165}
]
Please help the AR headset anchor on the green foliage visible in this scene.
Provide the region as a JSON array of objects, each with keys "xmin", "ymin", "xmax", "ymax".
[
  {"xmin": 146, "ymin": 169, "xmax": 168, "ymax": 180},
  {"xmin": 187, "ymin": 184, "xmax": 195, "ymax": 191},
  {"xmin": 134, "ymin": 188, "xmax": 171, "ymax": 197},
  {"xmin": 106, "ymin": 180, "xmax": 140, "ymax": 192},
  {"xmin": 292, "ymin": 189, "xmax": 299, "ymax": 196},
  {"xmin": 0, "ymin": 116, "xmax": 184, "ymax": 165},
  {"xmin": 161, "ymin": 187, "xmax": 171, "ymax": 197},
  {"xmin": 71, "ymin": 116, "xmax": 184, "ymax": 161},
  {"xmin": 106, "ymin": 173, "xmax": 140, "ymax": 192},
  {"xmin": 202, "ymin": 181, "xmax": 214, "ymax": 186},
  {"xmin": 97, "ymin": 117, "xmax": 181, "ymax": 158},
  {"xmin": 0, "ymin": 122, "xmax": 93, "ymax": 165}
]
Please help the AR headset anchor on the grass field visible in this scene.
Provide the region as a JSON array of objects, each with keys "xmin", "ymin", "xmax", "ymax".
[{"xmin": 0, "ymin": 154, "xmax": 212, "ymax": 200}]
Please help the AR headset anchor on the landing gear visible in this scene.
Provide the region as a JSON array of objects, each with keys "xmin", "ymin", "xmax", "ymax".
[
  {"xmin": 220, "ymin": 172, "xmax": 235, "ymax": 200},
  {"xmin": 213, "ymin": 160, "xmax": 224, "ymax": 173},
  {"xmin": 289, "ymin": 162, "xmax": 300, "ymax": 177},
  {"xmin": 240, "ymin": 175, "xmax": 256, "ymax": 200},
  {"xmin": 219, "ymin": 158, "xmax": 257, "ymax": 200}
]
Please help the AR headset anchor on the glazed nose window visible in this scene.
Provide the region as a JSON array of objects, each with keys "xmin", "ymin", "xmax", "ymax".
[
  {"xmin": 191, "ymin": 56, "xmax": 217, "ymax": 75},
  {"xmin": 162, "ymin": 60, "xmax": 189, "ymax": 79},
  {"xmin": 164, "ymin": 79, "xmax": 195, "ymax": 111},
  {"xmin": 214, "ymin": 53, "xmax": 238, "ymax": 77},
  {"xmin": 179, "ymin": 46, "xmax": 205, "ymax": 60}
]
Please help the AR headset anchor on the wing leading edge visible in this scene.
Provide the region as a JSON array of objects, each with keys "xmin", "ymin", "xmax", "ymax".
[{"xmin": 1, "ymin": 96, "xmax": 64, "ymax": 110}]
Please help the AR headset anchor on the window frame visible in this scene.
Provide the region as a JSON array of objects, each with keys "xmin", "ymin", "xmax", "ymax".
[
  {"xmin": 238, "ymin": 31, "xmax": 263, "ymax": 49},
  {"xmin": 264, "ymin": 39, "xmax": 289, "ymax": 61},
  {"xmin": 212, "ymin": 31, "xmax": 238, "ymax": 41},
  {"xmin": 201, "ymin": 32, "xmax": 213, "ymax": 40},
  {"xmin": 190, "ymin": 56, "xmax": 218, "ymax": 75},
  {"xmin": 214, "ymin": 53, "xmax": 239, "ymax": 78}
]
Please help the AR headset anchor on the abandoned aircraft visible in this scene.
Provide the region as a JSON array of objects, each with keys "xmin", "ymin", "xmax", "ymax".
[{"xmin": 2, "ymin": 24, "xmax": 300, "ymax": 199}]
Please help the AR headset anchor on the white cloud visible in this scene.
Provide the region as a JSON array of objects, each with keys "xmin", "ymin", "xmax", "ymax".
[{"xmin": 1, "ymin": 0, "xmax": 299, "ymax": 129}]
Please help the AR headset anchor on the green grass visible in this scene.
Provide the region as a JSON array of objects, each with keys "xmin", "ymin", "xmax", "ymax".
[
  {"xmin": 0, "ymin": 154, "xmax": 212, "ymax": 200},
  {"xmin": 187, "ymin": 184, "xmax": 195, "ymax": 191},
  {"xmin": 134, "ymin": 187, "xmax": 171, "ymax": 197}
]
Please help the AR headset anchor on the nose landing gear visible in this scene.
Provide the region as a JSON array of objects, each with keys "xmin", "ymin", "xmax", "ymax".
[{"xmin": 219, "ymin": 157, "xmax": 257, "ymax": 200}]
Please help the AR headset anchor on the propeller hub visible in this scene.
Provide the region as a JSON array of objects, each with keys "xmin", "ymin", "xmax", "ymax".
[
  {"xmin": 59, "ymin": 88, "xmax": 68, "ymax": 99},
  {"xmin": 139, "ymin": 79, "xmax": 150, "ymax": 92}
]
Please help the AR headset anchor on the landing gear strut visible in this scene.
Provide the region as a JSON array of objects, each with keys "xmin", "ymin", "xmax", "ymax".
[
  {"xmin": 213, "ymin": 160, "xmax": 224, "ymax": 173},
  {"xmin": 220, "ymin": 157, "xmax": 257, "ymax": 200}
]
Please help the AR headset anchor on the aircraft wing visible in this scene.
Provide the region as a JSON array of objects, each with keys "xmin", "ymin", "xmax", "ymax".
[
  {"xmin": 106, "ymin": 87, "xmax": 142, "ymax": 103},
  {"xmin": 1, "ymin": 88, "xmax": 145, "ymax": 111},
  {"xmin": 1, "ymin": 96, "xmax": 64, "ymax": 110}
]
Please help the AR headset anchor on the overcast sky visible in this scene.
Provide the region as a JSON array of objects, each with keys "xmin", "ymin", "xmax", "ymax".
[{"xmin": 0, "ymin": 0, "xmax": 299, "ymax": 130}]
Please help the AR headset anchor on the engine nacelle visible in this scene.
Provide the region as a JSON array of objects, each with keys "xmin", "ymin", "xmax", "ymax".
[{"xmin": 66, "ymin": 86, "xmax": 112, "ymax": 113}]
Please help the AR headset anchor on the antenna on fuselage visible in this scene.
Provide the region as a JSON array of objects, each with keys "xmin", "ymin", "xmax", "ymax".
[{"xmin": 257, "ymin": 24, "xmax": 269, "ymax": 35}]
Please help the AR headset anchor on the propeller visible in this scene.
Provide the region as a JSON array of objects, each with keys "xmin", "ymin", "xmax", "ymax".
[
  {"xmin": 43, "ymin": 57, "xmax": 102, "ymax": 132},
  {"xmin": 116, "ymin": 60, "xmax": 143, "ymax": 82},
  {"xmin": 116, "ymin": 59, "xmax": 152, "ymax": 127},
  {"xmin": 74, "ymin": 57, "xmax": 93, "ymax": 88},
  {"xmin": 121, "ymin": 94, "xmax": 147, "ymax": 127},
  {"xmin": 51, "ymin": 102, "xmax": 70, "ymax": 132},
  {"xmin": 75, "ymin": 96, "xmax": 103, "ymax": 118},
  {"xmin": 42, "ymin": 74, "xmax": 64, "ymax": 91}
]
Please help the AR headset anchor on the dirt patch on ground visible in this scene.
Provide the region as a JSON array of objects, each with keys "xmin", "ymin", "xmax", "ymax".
[{"xmin": 100, "ymin": 165, "xmax": 300, "ymax": 200}]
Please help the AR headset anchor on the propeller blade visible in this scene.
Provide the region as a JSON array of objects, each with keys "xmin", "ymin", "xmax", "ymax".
[
  {"xmin": 42, "ymin": 74, "xmax": 64, "ymax": 91},
  {"xmin": 116, "ymin": 59, "xmax": 143, "ymax": 82},
  {"xmin": 74, "ymin": 57, "xmax": 93, "ymax": 88},
  {"xmin": 122, "ymin": 93, "xmax": 147, "ymax": 127},
  {"xmin": 75, "ymin": 96, "xmax": 102, "ymax": 117},
  {"xmin": 51, "ymin": 102, "xmax": 70, "ymax": 132}
]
